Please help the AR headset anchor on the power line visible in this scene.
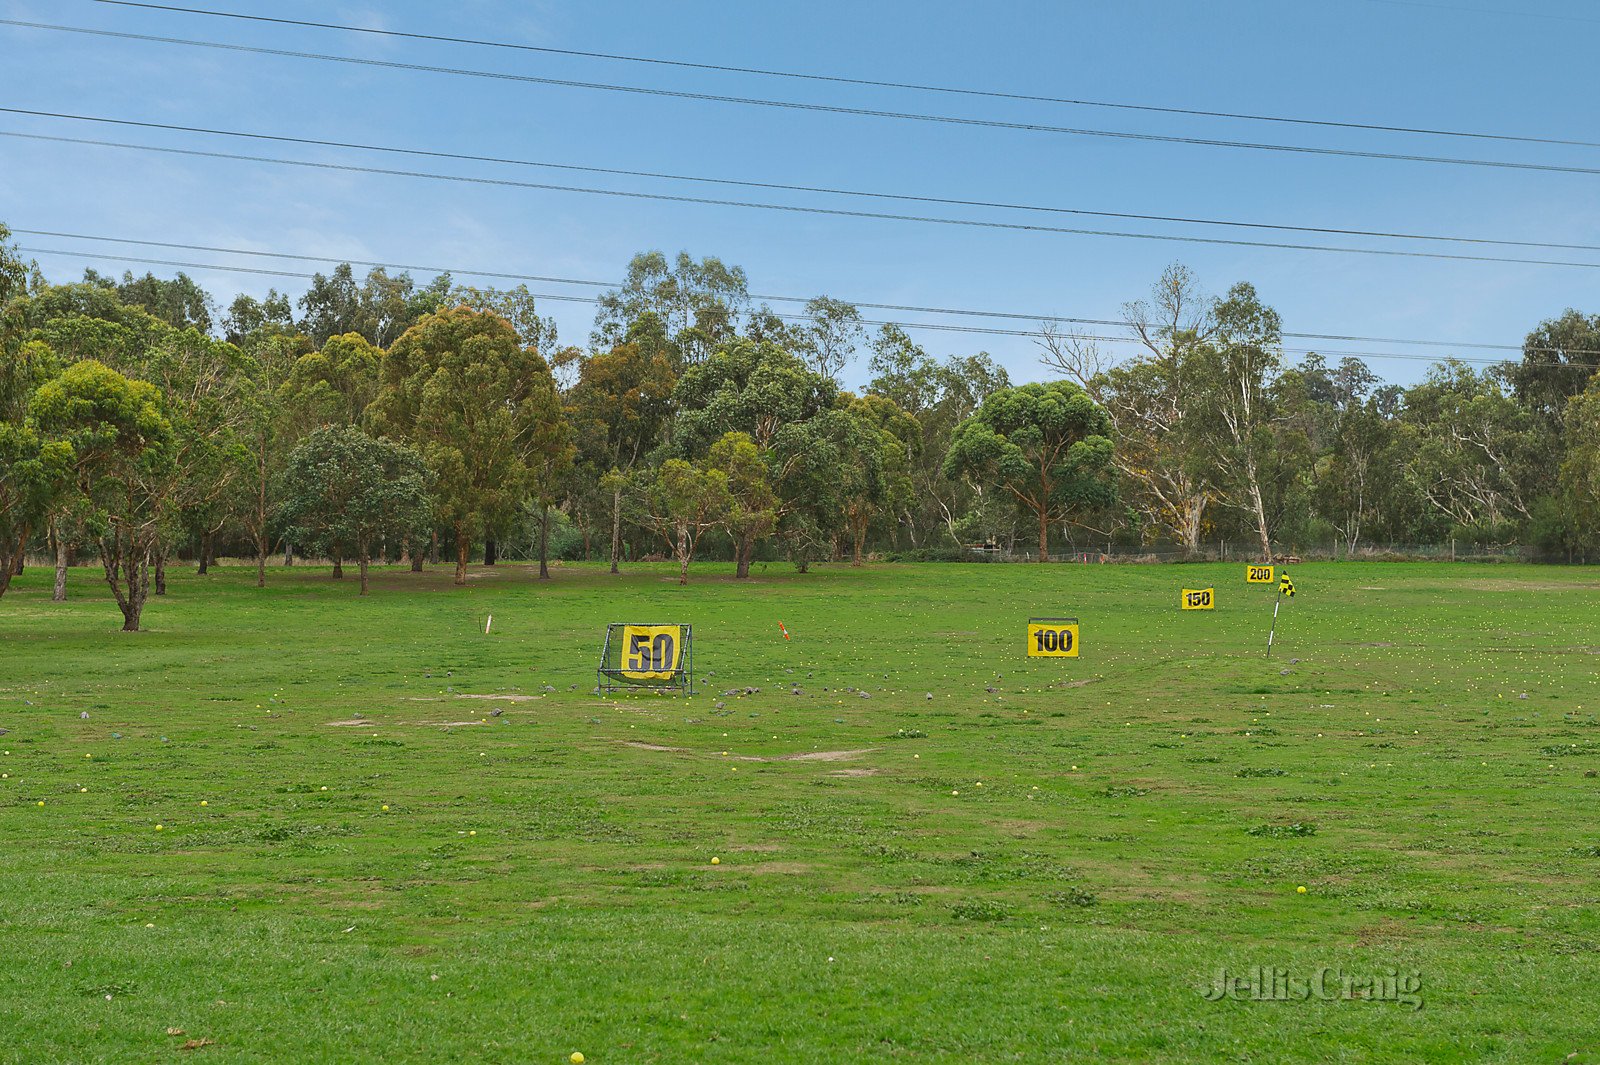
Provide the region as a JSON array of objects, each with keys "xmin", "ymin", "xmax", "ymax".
[
  {"xmin": 82, "ymin": 0, "xmax": 1600, "ymax": 152},
  {"xmin": 19, "ymin": 241, "xmax": 1572, "ymax": 369},
  {"xmin": 8, "ymin": 107, "xmax": 1600, "ymax": 257},
  {"xmin": 12, "ymin": 128, "xmax": 1600, "ymax": 272},
  {"xmin": 11, "ymin": 228, "xmax": 1563, "ymax": 355},
  {"xmin": 1358, "ymin": 0, "xmax": 1600, "ymax": 25},
  {"xmin": 8, "ymin": 18, "xmax": 1600, "ymax": 179}
]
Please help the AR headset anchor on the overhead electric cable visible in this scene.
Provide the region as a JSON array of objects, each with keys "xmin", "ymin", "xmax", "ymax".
[
  {"xmin": 14, "ymin": 228, "xmax": 1576, "ymax": 355},
  {"xmin": 10, "ymin": 129, "xmax": 1600, "ymax": 271},
  {"xmin": 6, "ymin": 107, "xmax": 1599, "ymax": 256},
  {"xmin": 6, "ymin": 18, "xmax": 1600, "ymax": 178},
  {"xmin": 19, "ymin": 242, "xmax": 1580, "ymax": 368},
  {"xmin": 83, "ymin": 0, "xmax": 1600, "ymax": 151}
]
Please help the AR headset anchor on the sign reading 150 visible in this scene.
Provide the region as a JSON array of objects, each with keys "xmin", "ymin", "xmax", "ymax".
[
  {"xmin": 627, "ymin": 629, "xmax": 678, "ymax": 673},
  {"xmin": 1181, "ymin": 588, "xmax": 1215, "ymax": 610}
]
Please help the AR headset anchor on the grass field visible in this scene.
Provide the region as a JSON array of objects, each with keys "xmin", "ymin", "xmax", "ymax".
[{"xmin": 2, "ymin": 559, "xmax": 1598, "ymax": 1063}]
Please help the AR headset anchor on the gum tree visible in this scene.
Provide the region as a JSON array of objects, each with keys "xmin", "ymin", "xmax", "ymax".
[
  {"xmin": 276, "ymin": 426, "xmax": 432, "ymax": 595},
  {"xmin": 31, "ymin": 360, "xmax": 173, "ymax": 630},
  {"xmin": 943, "ymin": 381, "xmax": 1116, "ymax": 562}
]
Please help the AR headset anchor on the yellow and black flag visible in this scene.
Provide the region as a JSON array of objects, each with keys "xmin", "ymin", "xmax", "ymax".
[{"xmin": 1279, "ymin": 575, "xmax": 1296, "ymax": 598}]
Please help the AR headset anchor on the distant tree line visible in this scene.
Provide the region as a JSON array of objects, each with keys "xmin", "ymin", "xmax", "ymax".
[{"xmin": 3, "ymin": 223, "xmax": 1598, "ymax": 629}]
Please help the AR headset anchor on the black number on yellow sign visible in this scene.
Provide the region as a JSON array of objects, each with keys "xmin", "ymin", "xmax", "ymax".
[
  {"xmin": 1184, "ymin": 589, "xmax": 1214, "ymax": 608},
  {"xmin": 1034, "ymin": 627, "xmax": 1075, "ymax": 654},
  {"xmin": 627, "ymin": 631, "xmax": 676, "ymax": 673},
  {"xmin": 1026, "ymin": 621, "xmax": 1080, "ymax": 657},
  {"xmin": 1246, "ymin": 565, "xmax": 1274, "ymax": 583}
]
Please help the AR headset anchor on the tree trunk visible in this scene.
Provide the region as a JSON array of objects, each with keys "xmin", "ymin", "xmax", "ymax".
[
  {"xmin": 121, "ymin": 556, "xmax": 148, "ymax": 631},
  {"xmin": 484, "ymin": 539, "xmax": 497, "ymax": 566},
  {"xmin": 0, "ymin": 542, "xmax": 17, "ymax": 599},
  {"xmin": 610, "ymin": 484, "xmax": 623, "ymax": 575},
  {"xmin": 538, "ymin": 504, "xmax": 551, "ymax": 580},
  {"xmin": 677, "ymin": 523, "xmax": 691, "ymax": 585},
  {"xmin": 1037, "ymin": 507, "xmax": 1050, "ymax": 563},
  {"xmin": 411, "ymin": 551, "xmax": 424, "ymax": 573},
  {"xmin": 53, "ymin": 526, "xmax": 68, "ymax": 602},
  {"xmin": 1179, "ymin": 495, "xmax": 1206, "ymax": 557},
  {"xmin": 154, "ymin": 549, "xmax": 167, "ymax": 595},
  {"xmin": 359, "ymin": 553, "xmax": 370, "ymax": 596},
  {"xmin": 197, "ymin": 532, "xmax": 211, "ymax": 575},
  {"xmin": 430, "ymin": 530, "xmax": 440, "ymax": 565},
  {"xmin": 257, "ymin": 541, "xmax": 267, "ymax": 588},
  {"xmin": 1248, "ymin": 478, "xmax": 1272, "ymax": 561},
  {"xmin": 284, "ymin": 542, "xmax": 293, "ymax": 567},
  {"xmin": 332, "ymin": 549, "xmax": 343, "ymax": 580},
  {"xmin": 735, "ymin": 534, "xmax": 753, "ymax": 579},
  {"xmin": 851, "ymin": 521, "xmax": 866, "ymax": 568},
  {"xmin": 105, "ymin": 544, "xmax": 151, "ymax": 633},
  {"xmin": 454, "ymin": 530, "xmax": 469, "ymax": 585}
]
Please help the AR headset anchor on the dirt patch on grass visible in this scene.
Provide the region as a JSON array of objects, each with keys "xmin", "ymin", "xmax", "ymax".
[
  {"xmin": 829, "ymin": 767, "xmax": 880, "ymax": 777},
  {"xmin": 745, "ymin": 861, "xmax": 814, "ymax": 875},
  {"xmin": 1060, "ymin": 679, "xmax": 1099, "ymax": 689},
  {"xmin": 418, "ymin": 720, "xmax": 486, "ymax": 728},
  {"xmin": 780, "ymin": 748, "xmax": 880, "ymax": 762},
  {"xmin": 324, "ymin": 719, "xmax": 374, "ymax": 727},
  {"xmin": 619, "ymin": 743, "xmax": 879, "ymax": 762},
  {"xmin": 455, "ymin": 693, "xmax": 538, "ymax": 702},
  {"xmin": 1352, "ymin": 920, "xmax": 1416, "ymax": 946},
  {"xmin": 1460, "ymin": 579, "xmax": 1600, "ymax": 593}
]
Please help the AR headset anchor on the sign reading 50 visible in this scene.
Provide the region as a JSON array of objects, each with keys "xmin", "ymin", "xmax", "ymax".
[
  {"xmin": 1026, "ymin": 618, "xmax": 1080, "ymax": 658},
  {"xmin": 622, "ymin": 624, "xmax": 684, "ymax": 679},
  {"xmin": 1181, "ymin": 588, "xmax": 1215, "ymax": 610}
]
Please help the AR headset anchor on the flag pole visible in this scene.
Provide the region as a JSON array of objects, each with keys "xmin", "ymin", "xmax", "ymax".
[{"xmin": 1266, "ymin": 584, "xmax": 1281, "ymax": 659}]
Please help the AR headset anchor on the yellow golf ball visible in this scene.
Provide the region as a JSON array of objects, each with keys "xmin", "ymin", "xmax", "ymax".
[
  {"xmin": 200, "ymin": 800, "xmax": 208, "ymax": 807},
  {"xmin": 1296, "ymin": 886, "xmax": 1307, "ymax": 894},
  {"xmin": 36, "ymin": 800, "xmax": 44, "ymax": 806},
  {"xmin": 710, "ymin": 856, "xmax": 720, "ymax": 865},
  {"xmin": 468, "ymin": 830, "xmax": 476, "ymax": 837},
  {"xmin": 381, "ymin": 805, "xmax": 390, "ymax": 812},
  {"xmin": 155, "ymin": 824, "xmax": 164, "ymax": 831},
  {"xmin": 571, "ymin": 1054, "xmax": 585, "ymax": 1064}
]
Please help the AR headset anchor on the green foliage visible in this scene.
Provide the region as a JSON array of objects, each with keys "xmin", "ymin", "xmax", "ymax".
[
  {"xmin": 29, "ymin": 360, "xmax": 174, "ymax": 628},
  {"xmin": 275, "ymin": 426, "xmax": 431, "ymax": 592},
  {"xmin": 944, "ymin": 380, "xmax": 1116, "ymax": 560},
  {"xmin": 369, "ymin": 305, "xmax": 568, "ymax": 583}
]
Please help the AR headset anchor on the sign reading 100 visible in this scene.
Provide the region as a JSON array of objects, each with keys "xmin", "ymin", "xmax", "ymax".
[{"xmin": 1026, "ymin": 619, "xmax": 1080, "ymax": 658}]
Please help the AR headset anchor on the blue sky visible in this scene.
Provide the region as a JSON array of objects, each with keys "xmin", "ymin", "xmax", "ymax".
[{"xmin": 3, "ymin": 0, "xmax": 1598, "ymax": 388}]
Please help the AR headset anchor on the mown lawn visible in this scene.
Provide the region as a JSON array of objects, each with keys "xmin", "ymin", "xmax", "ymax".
[{"xmin": 1, "ymin": 559, "xmax": 1597, "ymax": 1063}]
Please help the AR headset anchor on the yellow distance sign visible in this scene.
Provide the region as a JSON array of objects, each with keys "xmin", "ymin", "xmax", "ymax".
[
  {"xmin": 1245, "ymin": 564, "xmax": 1275, "ymax": 584},
  {"xmin": 1026, "ymin": 618, "xmax": 1080, "ymax": 658},
  {"xmin": 620, "ymin": 624, "xmax": 685, "ymax": 680},
  {"xmin": 1181, "ymin": 588, "xmax": 1216, "ymax": 610}
]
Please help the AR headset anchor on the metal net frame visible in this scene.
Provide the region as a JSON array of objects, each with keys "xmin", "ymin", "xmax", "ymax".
[{"xmin": 597, "ymin": 623, "xmax": 695, "ymax": 695}]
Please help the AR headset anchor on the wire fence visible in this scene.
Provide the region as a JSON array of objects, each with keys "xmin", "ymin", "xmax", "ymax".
[{"xmin": 963, "ymin": 541, "xmax": 1543, "ymax": 564}]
